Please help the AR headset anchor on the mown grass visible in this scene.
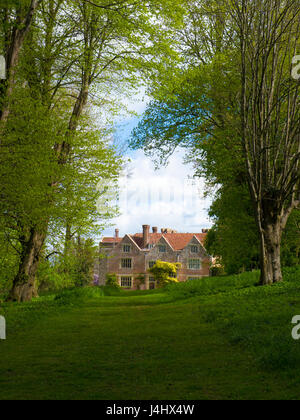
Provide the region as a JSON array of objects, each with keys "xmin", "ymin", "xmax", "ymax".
[{"xmin": 0, "ymin": 267, "xmax": 300, "ymax": 400}]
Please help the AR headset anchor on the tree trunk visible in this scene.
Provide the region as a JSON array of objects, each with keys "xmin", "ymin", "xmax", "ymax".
[
  {"xmin": 8, "ymin": 227, "xmax": 46, "ymax": 302},
  {"xmin": 259, "ymin": 221, "xmax": 283, "ymax": 285},
  {"xmin": 0, "ymin": 0, "xmax": 40, "ymax": 125},
  {"xmin": 64, "ymin": 222, "xmax": 72, "ymax": 256}
]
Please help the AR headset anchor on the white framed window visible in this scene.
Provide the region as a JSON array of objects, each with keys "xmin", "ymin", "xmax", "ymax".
[
  {"xmin": 121, "ymin": 258, "xmax": 132, "ymax": 269},
  {"xmin": 149, "ymin": 261, "xmax": 156, "ymax": 269},
  {"xmin": 123, "ymin": 244, "xmax": 131, "ymax": 253},
  {"xmin": 121, "ymin": 277, "xmax": 132, "ymax": 288},
  {"xmin": 158, "ymin": 245, "xmax": 166, "ymax": 253},
  {"xmin": 191, "ymin": 245, "xmax": 199, "ymax": 253},
  {"xmin": 188, "ymin": 259, "xmax": 201, "ymax": 270}
]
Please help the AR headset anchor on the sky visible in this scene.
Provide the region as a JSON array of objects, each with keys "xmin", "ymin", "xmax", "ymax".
[{"xmin": 101, "ymin": 95, "xmax": 213, "ymax": 239}]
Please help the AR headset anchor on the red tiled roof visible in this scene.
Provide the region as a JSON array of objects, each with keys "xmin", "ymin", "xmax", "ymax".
[
  {"xmin": 132, "ymin": 233, "xmax": 207, "ymax": 250},
  {"xmin": 102, "ymin": 237, "xmax": 123, "ymax": 244},
  {"xmin": 102, "ymin": 232, "xmax": 207, "ymax": 250}
]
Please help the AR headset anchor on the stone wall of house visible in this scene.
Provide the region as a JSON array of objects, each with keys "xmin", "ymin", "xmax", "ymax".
[
  {"xmin": 105, "ymin": 238, "xmax": 148, "ymax": 290},
  {"xmin": 177, "ymin": 236, "xmax": 211, "ymax": 281},
  {"xmin": 145, "ymin": 241, "xmax": 178, "ymax": 288},
  {"xmin": 97, "ymin": 234, "xmax": 211, "ymax": 290},
  {"xmin": 98, "ymin": 247, "xmax": 109, "ymax": 285}
]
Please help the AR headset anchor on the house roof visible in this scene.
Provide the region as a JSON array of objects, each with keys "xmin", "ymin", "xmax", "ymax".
[
  {"xmin": 101, "ymin": 232, "xmax": 207, "ymax": 251},
  {"xmin": 101, "ymin": 237, "xmax": 123, "ymax": 244},
  {"xmin": 132, "ymin": 233, "xmax": 207, "ymax": 250}
]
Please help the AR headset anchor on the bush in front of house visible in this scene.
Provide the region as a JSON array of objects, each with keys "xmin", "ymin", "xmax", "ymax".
[
  {"xmin": 105, "ymin": 273, "xmax": 120, "ymax": 289},
  {"xmin": 149, "ymin": 260, "xmax": 181, "ymax": 288}
]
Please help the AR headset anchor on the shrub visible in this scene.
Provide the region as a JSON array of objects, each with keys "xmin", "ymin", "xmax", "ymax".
[
  {"xmin": 53, "ymin": 286, "xmax": 104, "ymax": 305},
  {"xmin": 105, "ymin": 273, "xmax": 120, "ymax": 289},
  {"xmin": 210, "ymin": 266, "xmax": 225, "ymax": 277},
  {"xmin": 149, "ymin": 261, "xmax": 181, "ymax": 288},
  {"xmin": 37, "ymin": 259, "xmax": 75, "ymax": 293}
]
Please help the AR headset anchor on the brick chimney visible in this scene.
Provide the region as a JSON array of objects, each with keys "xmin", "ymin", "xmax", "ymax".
[
  {"xmin": 115, "ymin": 228, "xmax": 119, "ymax": 238},
  {"xmin": 152, "ymin": 227, "xmax": 158, "ymax": 233},
  {"xmin": 142, "ymin": 225, "xmax": 150, "ymax": 248}
]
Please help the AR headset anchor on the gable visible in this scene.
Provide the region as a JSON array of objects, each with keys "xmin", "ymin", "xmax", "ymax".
[
  {"xmin": 157, "ymin": 235, "xmax": 174, "ymax": 251},
  {"xmin": 183, "ymin": 235, "xmax": 209, "ymax": 257},
  {"xmin": 116, "ymin": 234, "xmax": 142, "ymax": 252}
]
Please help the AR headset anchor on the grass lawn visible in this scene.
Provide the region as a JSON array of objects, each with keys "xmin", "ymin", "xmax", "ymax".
[{"xmin": 1, "ymin": 267, "xmax": 300, "ymax": 400}]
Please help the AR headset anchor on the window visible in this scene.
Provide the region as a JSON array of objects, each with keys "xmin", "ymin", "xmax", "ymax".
[
  {"xmin": 188, "ymin": 259, "xmax": 201, "ymax": 270},
  {"xmin": 121, "ymin": 258, "xmax": 132, "ymax": 269},
  {"xmin": 121, "ymin": 277, "xmax": 132, "ymax": 288},
  {"xmin": 169, "ymin": 272, "xmax": 177, "ymax": 278},
  {"xmin": 123, "ymin": 244, "xmax": 131, "ymax": 253},
  {"xmin": 149, "ymin": 261, "xmax": 156, "ymax": 269},
  {"xmin": 188, "ymin": 277, "xmax": 202, "ymax": 281},
  {"xmin": 158, "ymin": 245, "xmax": 166, "ymax": 253},
  {"xmin": 191, "ymin": 245, "xmax": 199, "ymax": 253}
]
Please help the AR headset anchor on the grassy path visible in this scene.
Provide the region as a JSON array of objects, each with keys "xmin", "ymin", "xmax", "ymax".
[{"xmin": 0, "ymin": 292, "xmax": 291, "ymax": 400}]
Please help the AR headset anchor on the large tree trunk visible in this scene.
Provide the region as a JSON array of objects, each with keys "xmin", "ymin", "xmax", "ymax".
[
  {"xmin": 9, "ymin": 227, "xmax": 47, "ymax": 302},
  {"xmin": 259, "ymin": 221, "xmax": 283, "ymax": 285}
]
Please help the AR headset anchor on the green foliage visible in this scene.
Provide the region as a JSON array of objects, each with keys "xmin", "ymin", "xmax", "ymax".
[
  {"xmin": 105, "ymin": 273, "xmax": 120, "ymax": 289},
  {"xmin": 205, "ymin": 190, "xmax": 300, "ymax": 275},
  {"xmin": 53, "ymin": 286, "xmax": 104, "ymax": 305},
  {"xmin": 0, "ymin": 235, "xmax": 19, "ymax": 301},
  {"xmin": 36, "ymin": 259, "xmax": 75, "ymax": 293},
  {"xmin": 205, "ymin": 184, "xmax": 260, "ymax": 274},
  {"xmin": 149, "ymin": 260, "xmax": 181, "ymax": 287},
  {"xmin": 0, "ymin": 0, "xmax": 187, "ymax": 301},
  {"xmin": 210, "ymin": 266, "xmax": 225, "ymax": 277},
  {"xmin": 63, "ymin": 239, "xmax": 98, "ymax": 288},
  {"xmin": 131, "ymin": 3, "xmax": 299, "ymax": 276},
  {"xmin": 165, "ymin": 270, "xmax": 261, "ymax": 300},
  {"xmin": 282, "ymin": 210, "xmax": 300, "ymax": 267},
  {"xmin": 36, "ymin": 237, "xmax": 99, "ymax": 294},
  {"xmin": 1, "ymin": 266, "xmax": 300, "ymax": 399}
]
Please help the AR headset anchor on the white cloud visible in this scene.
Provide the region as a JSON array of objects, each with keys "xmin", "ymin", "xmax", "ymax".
[{"xmin": 102, "ymin": 149, "xmax": 212, "ymax": 238}]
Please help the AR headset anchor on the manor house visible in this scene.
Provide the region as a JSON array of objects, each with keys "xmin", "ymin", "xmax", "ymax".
[{"xmin": 98, "ymin": 225, "xmax": 211, "ymax": 290}]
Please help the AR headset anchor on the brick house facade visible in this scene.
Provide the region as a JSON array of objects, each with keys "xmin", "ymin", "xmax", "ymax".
[{"xmin": 98, "ymin": 225, "xmax": 211, "ymax": 290}]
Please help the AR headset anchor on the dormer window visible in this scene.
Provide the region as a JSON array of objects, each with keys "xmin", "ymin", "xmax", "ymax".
[
  {"xmin": 191, "ymin": 245, "xmax": 199, "ymax": 253},
  {"xmin": 123, "ymin": 244, "xmax": 131, "ymax": 253},
  {"xmin": 158, "ymin": 245, "xmax": 166, "ymax": 253}
]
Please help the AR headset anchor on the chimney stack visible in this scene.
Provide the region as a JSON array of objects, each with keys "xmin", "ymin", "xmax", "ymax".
[
  {"xmin": 152, "ymin": 227, "xmax": 158, "ymax": 234},
  {"xmin": 142, "ymin": 225, "xmax": 150, "ymax": 248},
  {"xmin": 115, "ymin": 228, "xmax": 119, "ymax": 238}
]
